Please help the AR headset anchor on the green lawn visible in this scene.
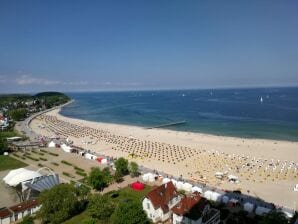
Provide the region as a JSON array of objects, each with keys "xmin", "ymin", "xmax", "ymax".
[
  {"xmin": 63, "ymin": 185, "xmax": 152, "ymax": 224},
  {"xmin": 0, "ymin": 155, "xmax": 27, "ymax": 171}
]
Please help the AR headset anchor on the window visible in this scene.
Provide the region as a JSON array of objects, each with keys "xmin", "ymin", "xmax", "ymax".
[{"xmin": 147, "ymin": 203, "xmax": 150, "ymax": 209}]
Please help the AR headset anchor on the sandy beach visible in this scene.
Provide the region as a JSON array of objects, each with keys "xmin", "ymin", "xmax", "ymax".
[{"xmin": 29, "ymin": 108, "xmax": 298, "ymax": 208}]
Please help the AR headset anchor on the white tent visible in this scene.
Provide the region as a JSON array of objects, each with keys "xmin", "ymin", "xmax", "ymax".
[
  {"xmin": 85, "ymin": 153, "xmax": 96, "ymax": 160},
  {"xmin": 176, "ymin": 181, "xmax": 184, "ymax": 190},
  {"xmin": 211, "ymin": 192, "xmax": 222, "ymax": 202},
  {"xmin": 222, "ymin": 196, "xmax": 229, "ymax": 204},
  {"xmin": 101, "ymin": 158, "xmax": 108, "ymax": 164},
  {"xmin": 48, "ymin": 141, "xmax": 56, "ymax": 148},
  {"xmin": 204, "ymin": 191, "xmax": 222, "ymax": 202},
  {"xmin": 142, "ymin": 173, "xmax": 156, "ymax": 182},
  {"xmin": 243, "ymin": 202, "xmax": 254, "ymax": 213},
  {"xmin": 162, "ymin": 178, "xmax": 171, "ymax": 184},
  {"xmin": 191, "ymin": 186, "xmax": 203, "ymax": 194},
  {"xmin": 3, "ymin": 168, "xmax": 42, "ymax": 187},
  {"xmin": 61, "ymin": 144, "xmax": 72, "ymax": 153},
  {"xmin": 255, "ymin": 206, "xmax": 271, "ymax": 216},
  {"xmin": 182, "ymin": 182, "xmax": 193, "ymax": 192}
]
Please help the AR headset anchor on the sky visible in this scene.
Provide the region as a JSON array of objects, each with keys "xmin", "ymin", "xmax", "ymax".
[{"xmin": 0, "ymin": 0, "xmax": 298, "ymax": 93}]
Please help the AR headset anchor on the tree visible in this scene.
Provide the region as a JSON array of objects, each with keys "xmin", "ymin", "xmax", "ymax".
[
  {"xmin": 37, "ymin": 184, "xmax": 85, "ymax": 224},
  {"xmin": 260, "ymin": 210, "xmax": 288, "ymax": 224},
  {"xmin": 110, "ymin": 200, "xmax": 149, "ymax": 224},
  {"xmin": 128, "ymin": 161, "xmax": 139, "ymax": 177},
  {"xmin": 88, "ymin": 167, "xmax": 112, "ymax": 191},
  {"xmin": 20, "ymin": 215, "xmax": 34, "ymax": 224},
  {"xmin": 9, "ymin": 108, "xmax": 27, "ymax": 121},
  {"xmin": 87, "ymin": 194, "xmax": 115, "ymax": 221},
  {"xmin": 114, "ymin": 157, "xmax": 129, "ymax": 176}
]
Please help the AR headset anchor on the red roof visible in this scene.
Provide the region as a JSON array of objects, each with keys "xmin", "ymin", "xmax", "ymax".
[
  {"xmin": 146, "ymin": 181, "xmax": 178, "ymax": 213},
  {"xmin": 0, "ymin": 208, "xmax": 11, "ymax": 218},
  {"xmin": 131, "ymin": 181, "xmax": 145, "ymax": 191},
  {"xmin": 171, "ymin": 193, "xmax": 208, "ymax": 220},
  {"xmin": 9, "ymin": 199, "xmax": 39, "ymax": 213}
]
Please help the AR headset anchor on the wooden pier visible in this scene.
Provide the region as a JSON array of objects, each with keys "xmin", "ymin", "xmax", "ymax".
[{"xmin": 146, "ymin": 121, "xmax": 187, "ymax": 129}]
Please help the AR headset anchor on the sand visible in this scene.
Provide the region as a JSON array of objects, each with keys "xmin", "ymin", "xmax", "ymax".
[{"xmin": 29, "ymin": 108, "xmax": 298, "ymax": 208}]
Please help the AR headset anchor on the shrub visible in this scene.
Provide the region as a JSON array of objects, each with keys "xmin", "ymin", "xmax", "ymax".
[{"xmin": 61, "ymin": 160, "xmax": 72, "ymax": 166}]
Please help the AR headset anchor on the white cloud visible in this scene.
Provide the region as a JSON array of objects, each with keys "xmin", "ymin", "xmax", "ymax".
[{"xmin": 15, "ymin": 75, "xmax": 60, "ymax": 86}]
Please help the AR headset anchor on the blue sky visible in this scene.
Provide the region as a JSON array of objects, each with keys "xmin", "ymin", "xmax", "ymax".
[{"xmin": 0, "ymin": 0, "xmax": 298, "ymax": 93}]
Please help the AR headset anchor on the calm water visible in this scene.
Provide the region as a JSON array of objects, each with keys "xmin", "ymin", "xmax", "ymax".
[{"xmin": 60, "ymin": 87, "xmax": 298, "ymax": 141}]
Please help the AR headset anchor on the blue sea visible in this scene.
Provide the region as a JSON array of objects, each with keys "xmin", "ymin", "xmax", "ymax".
[{"xmin": 60, "ymin": 87, "xmax": 298, "ymax": 141}]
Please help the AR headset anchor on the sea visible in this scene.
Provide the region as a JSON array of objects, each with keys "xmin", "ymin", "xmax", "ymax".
[{"xmin": 60, "ymin": 87, "xmax": 298, "ymax": 141}]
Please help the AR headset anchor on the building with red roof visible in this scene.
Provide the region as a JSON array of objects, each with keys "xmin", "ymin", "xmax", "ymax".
[
  {"xmin": 0, "ymin": 199, "xmax": 40, "ymax": 224},
  {"xmin": 172, "ymin": 193, "xmax": 220, "ymax": 224},
  {"xmin": 142, "ymin": 181, "xmax": 181, "ymax": 223}
]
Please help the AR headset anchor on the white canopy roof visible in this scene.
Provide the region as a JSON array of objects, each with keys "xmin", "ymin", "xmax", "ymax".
[{"xmin": 3, "ymin": 168, "xmax": 43, "ymax": 187}]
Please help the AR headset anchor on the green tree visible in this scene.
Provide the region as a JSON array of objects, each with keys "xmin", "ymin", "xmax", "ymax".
[
  {"xmin": 9, "ymin": 108, "xmax": 27, "ymax": 121},
  {"xmin": 0, "ymin": 137, "xmax": 7, "ymax": 155},
  {"xmin": 114, "ymin": 157, "xmax": 129, "ymax": 176},
  {"xmin": 37, "ymin": 184, "xmax": 85, "ymax": 224},
  {"xmin": 260, "ymin": 210, "xmax": 288, "ymax": 224},
  {"xmin": 88, "ymin": 167, "xmax": 112, "ymax": 191},
  {"xmin": 110, "ymin": 200, "xmax": 149, "ymax": 224},
  {"xmin": 20, "ymin": 215, "xmax": 34, "ymax": 224},
  {"xmin": 128, "ymin": 162, "xmax": 139, "ymax": 177},
  {"xmin": 87, "ymin": 194, "xmax": 115, "ymax": 221}
]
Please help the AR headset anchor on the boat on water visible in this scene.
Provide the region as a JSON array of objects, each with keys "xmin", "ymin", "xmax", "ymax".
[{"xmin": 260, "ymin": 96, "xmax": 263, "ymax": 103}]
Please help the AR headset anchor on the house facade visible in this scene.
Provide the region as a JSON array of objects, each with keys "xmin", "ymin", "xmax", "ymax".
[
  {"xmin": 0, "ymin": 199, "xmax": 40, "ymax": 224},
  {"xmin": 171, "ymin": 193, "xmax": 220, "ymax": 224},
  {"xmin": 142, "ymin": 181, "xmax": 181, "ymax": 223}
]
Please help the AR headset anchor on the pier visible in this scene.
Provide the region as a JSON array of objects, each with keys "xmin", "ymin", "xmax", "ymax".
[{"xmin": 146, "ymin": 121, "xmax": 187, "ymax": 129}]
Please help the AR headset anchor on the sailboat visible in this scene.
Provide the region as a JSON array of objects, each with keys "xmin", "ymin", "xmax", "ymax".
[{"xmin": 260, "ymin": 96, "xmax": 263, "ymax": 103}]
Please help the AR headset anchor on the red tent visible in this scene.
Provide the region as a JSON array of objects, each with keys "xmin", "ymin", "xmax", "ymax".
[
  {"xmin": 96, "ymin": 157, "xmax": 103, "ymax": 163},
  {"xmin": 131, "ymin": 181, "xmax": 145, "ymax": 191}
]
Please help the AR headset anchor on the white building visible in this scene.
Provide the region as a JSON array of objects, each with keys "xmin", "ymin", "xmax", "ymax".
[
  {"xmin": 142, "ymin": 181, "xmax": 181, "ymax": 223},
  {"xmin": 172, "ymin": 193, "xmax": 220, "ymax": 224},
  {"xmin": 0, "ymin": 199, "xmax": 40, "ymax": 224}
]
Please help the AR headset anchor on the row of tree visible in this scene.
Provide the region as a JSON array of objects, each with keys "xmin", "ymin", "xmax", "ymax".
[{"xmin": 88, "ymin": 157, "xmax": 139, "ymax": 191}]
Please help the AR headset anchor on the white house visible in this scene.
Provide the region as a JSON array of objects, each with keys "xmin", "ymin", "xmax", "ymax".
[
  {"xmin": 142, "ymin": 181, "xmax": 181, "ymax": 223},
  {"xmin": 172, "ymin": 193, "xmax": 220, "ymax": 224}
]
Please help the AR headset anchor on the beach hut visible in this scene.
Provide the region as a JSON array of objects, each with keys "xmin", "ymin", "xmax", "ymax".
[
  {"xmin": 243, "ymin": 202, "xmax": 254, "ymax": 213},
  {"xmin": 182, "ymin": 182, "xmax": 192, "ymax": 192},
  {"xmin": 215, "ymin": 172, "xmax": 224, "ymax": 179},
  {"xmin": 191, "ymin": 186, "xmax": 203, "ymax": 194},
  {"xmin": 131, "ymin": 181, "xmax": 145, "ymax": 191},
  {"xmin": 228, "ymin": 175, "xmax": 239, "ymax": 183},
  {"xmin": 255, "ymin": 206, "xmax": 271, "ymax": 216}
]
